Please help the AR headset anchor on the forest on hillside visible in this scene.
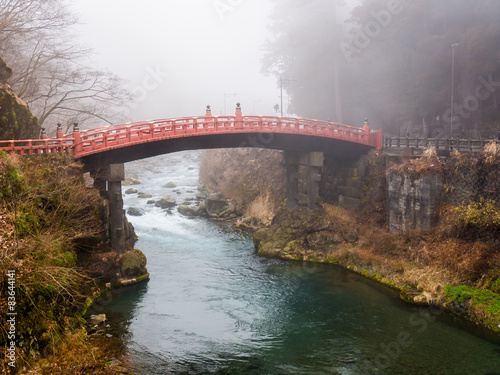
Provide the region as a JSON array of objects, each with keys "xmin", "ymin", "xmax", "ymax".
[{"xmin": 263, "ymin": 0, "xmax": 500, "ymax": 139}]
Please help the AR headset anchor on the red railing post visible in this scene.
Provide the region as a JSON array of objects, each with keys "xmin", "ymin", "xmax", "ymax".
[
  {"xmin": 56, "ymin": 123, "xmax": 64, "ymax": 152},
  {"xmin": 56, "ymin": 123, "xmax": 64, "ymax": 139},
  {"xmin": 235, "ymin": 102, "xmax": 243, "ymax": 129},
  {"xmin": 72, "ymin": 123, "xmax": 82, "ymax": 156}
]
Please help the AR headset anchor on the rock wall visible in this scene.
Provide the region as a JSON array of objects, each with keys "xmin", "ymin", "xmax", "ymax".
[
  {"xmin": 0, "ymin": 58, "xmax": 39, "ymax": 140},
  {"xmin": 386, "ymin": 174, "xmax": 443, "ymax": 232},
  {"xmin": 318, "ymin": 152, "xmax": 387, "ymax": 224}
]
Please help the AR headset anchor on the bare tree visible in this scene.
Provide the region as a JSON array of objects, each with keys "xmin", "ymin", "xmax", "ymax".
[
  {"xmin": 0, "ymin": 0, "xmax": 74, "ymax": 45},
  {"xmin": 0, "ymin": 0, "xmax": 131, "ymax": 134}
]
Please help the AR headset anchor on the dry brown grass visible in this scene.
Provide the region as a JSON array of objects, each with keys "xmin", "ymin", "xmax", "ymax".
[
  {"xmin": 245, "ymin": 193, "xmax": 275, "ymax": 226},
  {"xmin": 483, "ymin": 141, "xmax": 500, "ymax": 165},
  {"xmin": 19, "ymin": 328, "xmax": 127, "ymax": 374},
  {"xmin": 322, "ymin": 203, "xmax": 356, "ymax": 232},
  {"xmin": 388, "ymin": 146, "xmax": 443, "ymax": 176},
  {"xmin": 199, "ymin": 148, "xmax": 286, "ymax": 219},
  {"xmin": 0, "ymin": 153, "xmax": 110, "ymax": 371}
]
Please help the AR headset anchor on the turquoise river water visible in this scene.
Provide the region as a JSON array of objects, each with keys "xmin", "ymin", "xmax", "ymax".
[{"xmin": 98, "ymin": 152, "xmax": 500, "ymax": 375}]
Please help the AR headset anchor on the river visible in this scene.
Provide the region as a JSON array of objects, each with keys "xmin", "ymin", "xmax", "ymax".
[{"xmin": 100, "ymin": 151, "xmax": 500, "ymax": 375}]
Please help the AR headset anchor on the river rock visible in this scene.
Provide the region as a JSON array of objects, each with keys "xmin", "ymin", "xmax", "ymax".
[
  {"xmin": 119, "ymin": 249, "xmax": 148, "ymax": 278},
  {"xmin": 138, "ymin": 193, "xmax": 152, "ymax": 199},
  {"xmin": 90, "ymin": 314, "xmax": 106, "ymax": 325},
  {"xmin": 164, "ymin": 182, "xmax": 176, "ymax": 188},
  {"xmin": 196, "ymin": 191, "xmax": 208, "ymax": 201},
  {"xmin": 123, "ymin": 177, "xmax": 141, "ymax": 186},
  {"xmin": 156, "ymin": 196, "xmax": 176, "ymax": 209},
  {"xmin": 206, "ymin": 197, "xmax": 229, "ymax": 217},
  {"xmin": 125, "ymin": 188, "xmax": 138, "ymax": 195},
  {"xmin": 127, "ymin": 207, "xmax": 144, "ymax": 216},
  {"xmin": 178, "ymin": 204, "xmax": 199, "ymax": 217}
]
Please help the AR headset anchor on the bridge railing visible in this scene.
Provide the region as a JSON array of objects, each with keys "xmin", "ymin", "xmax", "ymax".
[
  {"xmin": 384, "ymin": 136, "xmax": 500, "ymax": 153},
  {"xmin": 0, "ymin": 113, "xmax": 383, "ymax": 157},
  {"xmin": 75, "ymin": 115, "xmax": 381, "ymax": 157},
  {"xmin": 0, "ymin": 138, "xmax": 74, "ymax": 155}
]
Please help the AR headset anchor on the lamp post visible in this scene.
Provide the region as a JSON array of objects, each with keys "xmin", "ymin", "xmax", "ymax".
[
  {"xmin": 224, "ymin": 93, "xmax": 237, "ymax": 115},
  {"xmin": 450, "ymin": 42, "xmax": 459, "ymax": 138}
]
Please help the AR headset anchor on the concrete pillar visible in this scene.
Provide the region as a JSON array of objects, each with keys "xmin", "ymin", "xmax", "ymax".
[{"xmin": 284, "ymin": 151, "xmax": 324, "ymax": 210}]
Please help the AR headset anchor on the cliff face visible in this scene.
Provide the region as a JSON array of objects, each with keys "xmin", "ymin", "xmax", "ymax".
[{"xmin": 0, "ymin": 57, "xmax": 39, "ymax": 140}]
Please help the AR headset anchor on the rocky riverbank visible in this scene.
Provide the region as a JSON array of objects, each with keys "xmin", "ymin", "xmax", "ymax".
[
  {"xmin": 253, "ymin": 204, "xmax": 500, "ymax": 334},
  {"xmin": 197, "ymin": 147, "xmax": 500, "ymax": 335},
  {"xmin": 0, "ymin": 153, "xmax": 147, "ymax": 374}
]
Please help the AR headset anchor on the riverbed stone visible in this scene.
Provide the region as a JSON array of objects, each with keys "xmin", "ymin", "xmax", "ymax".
[
  {"xmin": 138, "ymin": 193, "xmax": 152, "ymax": 199},
  {"xmin": 123, "ymin": 177, "xmax": 141, "ymax": 186},
  {"xmin": 164, "ymin": 182, "xmax": 176, "ymax": 188},
  {"xmin": 178, "ymin": 204, "xmax": 199, "ymax": 217},
  {"xmin": 127, "ymin": 207, "xmax": 144, "ymax": 216},
  {"xmin": 156, "ymin": 196, "xmax": 176, "ymax": 209},
  {"xmin": 125, "ymin": 188, "xmax": 138, "ymax": 195}
]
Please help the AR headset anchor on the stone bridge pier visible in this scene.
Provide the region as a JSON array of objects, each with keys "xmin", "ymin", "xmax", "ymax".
[
  {"xmin": 284, "ymin": 151, "xmax": 324, "ymax": 210},
  {"xmin": 92, "ymin": 163, "xmax": 126, "ymax": 253}
]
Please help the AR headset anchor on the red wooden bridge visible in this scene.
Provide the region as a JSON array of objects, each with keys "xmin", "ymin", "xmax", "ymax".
[{"xmin": 0, "ymin": 105, "xmax": 382, "ymax": 167}]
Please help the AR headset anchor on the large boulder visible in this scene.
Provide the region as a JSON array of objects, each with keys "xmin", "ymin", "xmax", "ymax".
[
  {"xmin": 178, "ymin": 203, "xmax": 207, "ymax": 217},
  {"xmin": 0, "ymin": 58, "xmax": 40, "ymax": 140},
  {"xmin": 119, "ymin": 249, "xmax": 148, "ymax": 278}
]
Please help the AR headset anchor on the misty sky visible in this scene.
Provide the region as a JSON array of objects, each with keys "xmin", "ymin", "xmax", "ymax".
[{"xmin": 70, "ymin": 0, "xmax": 280, "ymax": 121}]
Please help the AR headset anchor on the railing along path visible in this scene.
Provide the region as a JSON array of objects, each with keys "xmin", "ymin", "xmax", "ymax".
[{"xmin": 384, "ymin": 136, "xmax": 500, "ymax": 153}]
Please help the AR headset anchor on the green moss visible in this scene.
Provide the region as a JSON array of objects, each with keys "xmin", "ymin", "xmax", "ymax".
[
  {"xmin": 120, "ymin": 249, "xmax": 147, "ymax": 277},
  {"xmin": 445, "ymin": 285, "xmax": 500, "ymax": 327},
  {"xmin": 491, "ymin": 278, "xmax": 500, "ymax": 294},
  {"xmin": 135, "ymin": 273, "xmax": 150, "ymax": 283},
  {"xmin": 54, "ymin": 251, "xmax": 76, "ymax": 268}
]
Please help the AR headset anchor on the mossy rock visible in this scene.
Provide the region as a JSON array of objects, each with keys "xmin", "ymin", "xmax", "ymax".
[{"xmin": 120, "ymin": 249, "xmax": 148, "ymax": 278}]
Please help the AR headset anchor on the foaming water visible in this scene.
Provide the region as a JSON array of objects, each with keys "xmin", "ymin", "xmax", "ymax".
[{"xmin": 101, "ymin": 152, "xmax": 500, "ymax": 375}]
